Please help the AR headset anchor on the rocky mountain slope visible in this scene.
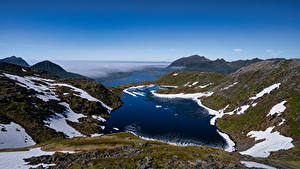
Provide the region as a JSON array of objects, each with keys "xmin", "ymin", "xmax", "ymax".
[
  {"xmin": 0, "ymin": 56, "xmax": 30, "ymax": 67},
  {"xmin": 155, "ymin": 59, "xmax": 300, "ymax": 168},
  {"xmin": 31, "ymin": 60, "xmax": 85, "ymax": 78},
  {"xmin": 168, "ymin": 55, "xmax": 283, "ymax": 74},
  {"xmin": 0, "ymin": 62, "xmax": 122, "ymax": 147},
  {"xmin": 1, "ymin": 59, "xmax": 299, "ymax": 169}
]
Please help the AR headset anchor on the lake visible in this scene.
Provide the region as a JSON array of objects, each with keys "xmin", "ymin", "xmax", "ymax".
[{"xmin": 103, "ymin": 85, "xmax": 228, "ymax": 149}]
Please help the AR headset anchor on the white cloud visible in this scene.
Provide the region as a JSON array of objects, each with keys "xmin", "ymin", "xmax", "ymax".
[
  {"xmin": 54, "ymin": 60, "xmax": 168, "ymax": 78},
  {"xmin": 265, "ymin": 49, "xmax": 283, "ymax": 56},
  {"xmin": 233, "ymin": 48, "xmax": 242, "ymax": 52}
]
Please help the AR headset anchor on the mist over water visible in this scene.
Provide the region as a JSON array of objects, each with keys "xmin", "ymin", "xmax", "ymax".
[{"xmin": 28, "ymin": 60, "xmax": 169, "ymax": 78}]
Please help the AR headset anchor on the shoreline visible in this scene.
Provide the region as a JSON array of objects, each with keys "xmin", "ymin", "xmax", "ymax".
[{"xmin": 123, "ymin": 84, "xmax": 236, "ymax": 152}]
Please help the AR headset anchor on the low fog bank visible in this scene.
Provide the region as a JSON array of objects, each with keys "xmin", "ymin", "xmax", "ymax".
[{"xmin": 52, "ymin": 60, "xmax": 169, "ymax": 78}]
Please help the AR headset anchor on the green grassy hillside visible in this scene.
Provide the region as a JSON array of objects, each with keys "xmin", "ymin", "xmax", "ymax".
[{"xmin": 153, "ymin": 59, "xmax": 300, "ymax": 168}]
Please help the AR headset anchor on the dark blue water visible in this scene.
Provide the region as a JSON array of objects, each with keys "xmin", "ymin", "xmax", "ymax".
[
  {"xmin": 104, "ymin": 86, "xmax": 227, "ymax": 148},
  {"xmin": 102, "ymin": 72, "xmax": 158, "ymax": 87}
]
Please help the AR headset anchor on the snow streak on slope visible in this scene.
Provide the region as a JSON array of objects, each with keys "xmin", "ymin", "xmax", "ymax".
[
  {"xmin": 52, "ymin": 83, "xmax": 112, "ymax": 112},
  {"xmin": 240, "ymin": 126, "xmax": 294, "ymax": 157},
  {"xmin": 221, "ymin": 82, "xmax": 238, "ymax": 90},
  {"xmin": 0, "ymin": 122, "xmax": 35, "ymax": 148},
  {"xmin": 250, "ymin": 83, "xmax": 281, "ymax": 100},
  {"xmin": 241, "ymin": 161, "xmax": 276, "ymax": 169},
  {"xmin": 59, "ymin": 102, "xmax": 86, "ymax": 122},
  {"xmin": 197, "ymin": 83, "xmax": 213, "ymax": 89}
]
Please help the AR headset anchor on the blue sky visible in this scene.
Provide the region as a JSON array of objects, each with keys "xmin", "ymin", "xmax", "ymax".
[{"xmin": 0, "ymin": 0, "xmax": 299, "ymax": 61}]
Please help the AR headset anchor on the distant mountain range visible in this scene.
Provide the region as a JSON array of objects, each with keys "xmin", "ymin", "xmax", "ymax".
[
  {"xmin": 31, "ymin": 60, "xmax": 85, "ymax": 78},
  {"xmin": 168, "ymin": 55, "xmax": 284, "ymax": 73},
  {"xmin": 0, "ymin": 56, "xmax": 85, "ymax": 78},
  {"xmin": 0, "ymin": 56, "xmax": 30, "ymax": 67}
]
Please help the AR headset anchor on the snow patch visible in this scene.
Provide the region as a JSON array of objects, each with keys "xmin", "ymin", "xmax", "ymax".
[
  {"xmin": 267, "ymin": 101, "xmax": 286, "ymax": 117},
  {"xmin": 241, "ymin": 161, "xmax": 276, "ymax": 169},
  {"xmin": 240, "ymin": 126, "xmax": 294, "ymax": 157},
  {"xmin": 173, "ymin": 73, "xmax": 178, "ymax": 76},
  {"xmin": 21, "ymin": 68, "xmax": 27, "ymax": 72},
  {"xmin": 155, "ymin": 105, "xmax": 162, "ymax": 108},
  {"xmin": 251, "ymin": 102, "xmax": 257, "ymax": 107},
  {"xmin": 250, "ymin": 83, "xmax": 281, "ymax": 100},
  {"xmin": 236, "ymin": 105, "xmax": 250, "ymax": 115},
  {"xmin": 0, "ymin": 148, "xmax": 55, "ymax": 169},
  {"xmin": 221, "ymin": 82, "xmax": 238, "ymax": 90},
  {"xmin": 44, "ymin": 113, "xmax": 84, "ymax": 138},
  {"xmin": 192, "ymin": 81, "xmax": 198, "ymax": 86},
  {"xmin": 183, "ymin": 81, "xmax": 190, "ymax": 87},
  {"xmin": 197, "ymin": 83, "xmax": 213, "ymax": 89},
  {"xmin": 59, "ymin": 102, "xmax": 86, "ymax": 122},
  {"xmin": 90, "ymin": 133, "xmax": 103, "ymax": 137},
  {"xmin": 92, "ymin": 115, "xmax": 106, "ymax": 122},
  {"xmin": 160, "ymin": 85, "xmax": 178, "ymax": 88},
  {"xmin": 113, "ymin": 127, "xmax": 119, "ymax": 131},
  {"xmin": 0, "ymin": 122, "xmax": 36, "ymax": 149}
]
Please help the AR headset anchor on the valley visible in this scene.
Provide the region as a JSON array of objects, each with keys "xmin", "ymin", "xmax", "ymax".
[{"xmin": 0, "ymin": 58, "xmax": 299, "ymax": 169}]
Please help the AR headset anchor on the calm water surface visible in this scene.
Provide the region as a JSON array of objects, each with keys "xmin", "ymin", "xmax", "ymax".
[{"xmin": 104, "ymin": 86, "xmax": 227, "ymax": 148}]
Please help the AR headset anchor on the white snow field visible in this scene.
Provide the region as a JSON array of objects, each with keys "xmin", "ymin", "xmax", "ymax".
[
  {"xmin": 0, "ymin": 122, "xmax": 36, "ymax": 149},
  {"xmin": 0, "ymin": 148, "xmax": 55, "ymax": 169},
  {"xmin": 173, "ymin": 73, "xmax": 178, "ymax": 76},
  {"xmin": 4, "ymin": 73, "xmax": 111, "ymax": 111},
  {"xmin": 240, "ymin": 126, "xmax": 294, "ymax": 157},
  {"xmin": 267, "ymin": 101, "xmax": 287, "ymax": 117},
  {"xmin": 250, "ymin": 83, "xmax": 281, "ymax": 100},
  {"xmin": 43, "ymin": 102, "xmax": 86, "ymax": 138},
  {"xmin": 44, "ymin": 113, "xmax": 84, "ymax": 138},
  {"xmin": 241, "ymin": 161, "xmax": 276, "ymax": 169},
  {"xmin": 3, "ymin": 73, "xmax": 59, "ymax": 102},
  {"xmin": 221, "ymin": 82, "xmax": 238, "ymax": 90},
  {"xmin": 3, "ymin": 73, "xmax": 110, "ymax": 138}
]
